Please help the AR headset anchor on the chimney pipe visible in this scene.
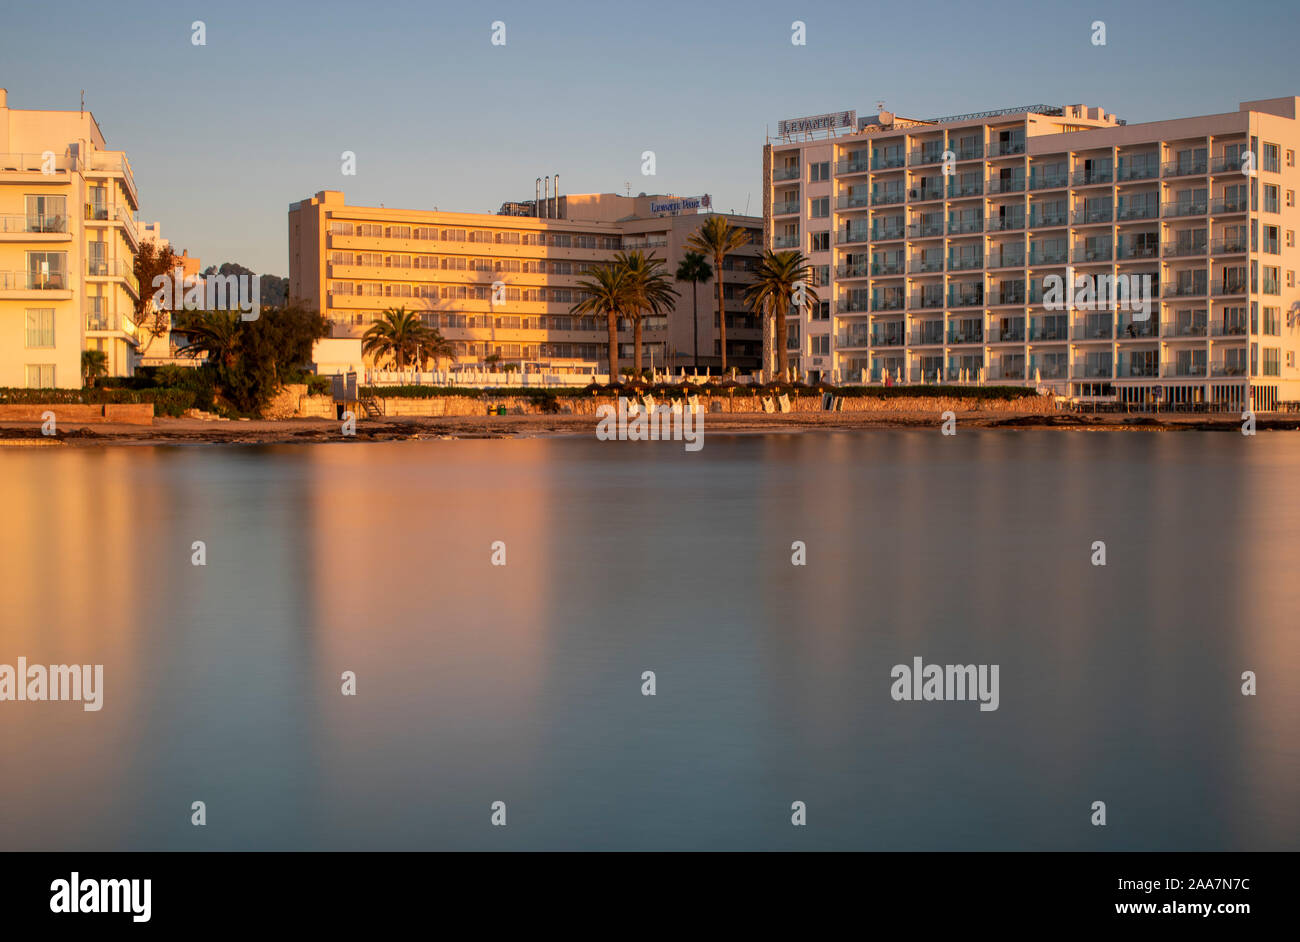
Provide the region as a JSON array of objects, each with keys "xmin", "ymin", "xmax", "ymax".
[
  {"xmin": 535, "ymin": 177, "xmax": 541, "ymax": 217},
  {"xmin": 543, "ymin": 177, "xmax": 550, "ymax": 219},
  {"xmin": 552, "ymin": 174, "xmax": 559, "ymax": 219}
]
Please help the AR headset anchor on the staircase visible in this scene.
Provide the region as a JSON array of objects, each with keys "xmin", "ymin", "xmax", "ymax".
[{"xmin": 360, "ymin": 395, "xmax": 384, "ymax": 418}]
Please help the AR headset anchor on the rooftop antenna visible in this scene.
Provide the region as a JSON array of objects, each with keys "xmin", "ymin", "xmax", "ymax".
[
  {"xmin": 744, "ymin": 195, "xmax": 750, "ymax": 215},
  {"xmin": 877, "ymin": 99, "xmax": 885, "ymax": 113},
  {"xmin": 625, "ymin": 181, "xmax": 631, "ymax": 197},
  {"xmin": 80, "ymin": 90, "xmax": 84, "ymax": 116}
]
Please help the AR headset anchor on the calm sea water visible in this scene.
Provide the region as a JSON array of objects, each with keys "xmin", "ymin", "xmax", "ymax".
[{"xmin": 1, "ymin": 431, "xmax": 1297, "ymax": 850}]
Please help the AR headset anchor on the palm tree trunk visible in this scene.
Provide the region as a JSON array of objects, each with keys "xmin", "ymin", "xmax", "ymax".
[
  {"xmin": 715, "ymin": 255, "xmax": 727, "ymax": 375},
  {"xmin": 692, "ymin": 282, "xmax": 699, "ymax": 370},
  {"xmin": 776, "ymin": 295, "xmax": 788, "ymax": 380},
  {"xmin": 606, "ymin": 311, "xmax": 620, "ymax": 383},
  {"xmin": 633, "ymin": 317, "xmax": 643, "ymax": 377}
]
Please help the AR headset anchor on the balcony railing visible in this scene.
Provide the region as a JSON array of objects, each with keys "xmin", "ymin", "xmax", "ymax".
[
  {"xmin": 0, "ymin": 269, "xmax": 70, "ymax": 290},
  {"xmin": 1116, "ymin": 203, "xmax": 1159, "ymax": 221},
  {"xmin": 947, "ymin": 218, "xmax": 983, "ymax": 235},
  {"xmin": 948, "ymin": 255, "xmax": 983, "ymax": 271},
  {"xmin": 837, "ymin": 263, "xmax": 871, "ymax": 278},
  {"xmin": 1164, "ymin": 201, "xmax": 1208, "ymax": 218},
  {"xmin": 987, "ymin": 287, "xmax": 1026, "ymax": 304},
  {"xmin": 1029, "ymin": 171, "xmax": 1069, "ymax": 190},
  {"xmin": 948, "ymin": 179, "xmax": 983, "ymax": 197},
  {"xmin": 1165, "ymin": 280, "xmax": 1209, "ymax": 297},
  {"xmin": 1163, "ymin": 362, "xmax": 1208, "ymax": 378},
  {"xmin": 909, "ymin": 186, "xmax": 945, "ymax": 202},
  {"xmin": 1073, "ymin": 363, "xmax": 1115, "ymax": 379},
  {"xmin": 1029, "ymin": 324, "xmax": 1069, "ymax": 341},
  {"xmin": 1117, "ymin": 318, "xmax": 1158, "ymax": 338},
  {"xmin": 871, "ymin": 226, "xmax": 906, "ymax": 240},
  {"xmin": 1211, "ymin": 156, "xmax": 1244, "ymax": 174},
  {"xmin": 1028, "ymin": 248, "xmax": 1068, "ymax": 265},
  {"xmin": 836, "ymin": 159, "xmax": 869, "ymax": 174},
  {"xmin": 772, "ymin": 201, "xmax": 800, "ymax": 215},
  {"xmin": 0, "ymin": 213, "xmax": 69, "ymax": 234},
  {"xmin": 1212, "ymin": 280, "xmax": 1248, "ymax": 296},
  {"xmin": 987, "ymin": 326, "xmax": 1026, "ymax": 343},
  {"xmin": 986, "ymin": 364, "xmax": 1027, "ymax": 380},
  {"xmin": 911, "ymin": 293, "xmax": 945, "ymax": 309},
  {"xmin": 909, "ymin": 258, "xmax": 943, "ymax": 273},
  {"xmin": 774, "ymin": 234, "xmax": 800, "ymax": 248},
  {"xmin": 953, "ymin": 144, "xmax": 984, "ymax": 160},
  {"xmin": 910, "ymin": 148, "xmax": 946, "ymax": 166},
  {"xmin": 1210, "ymin": 238, "xmax": 1247, "ymax": 254},
  {"xmin": 838, "ymin": 332, "xmax": 870, "ymax": 348},
  {"xmin": 0, "ymin": 152, "xmax": 79, "ymax": 173},
  {"xmin": 907, "ymin": 222, "xmax": 944, "ymax": 238},
  {"xmin": 987, "ymin": 252, "xmax": 1026, "ymax": 269},
  {"xmin": 947, "ymin": 328, "xmax": 985, "ymax": 344},
  {"xmin": 836, "ymin": 195, "xmax": 869, "ymax": 210},
  {"xmin": 1116, "ymin": 243, "xmax": 1159, "ymax": 260},
  {"xmin": 837, "ymin": 299, "xmax": 871, "ymax": 314},
  {"xmin": 871, "ymin": 296, "xmax": 905, "ymax": 312},
  {"xmin": 1162, "ymin": 241, "xmax": 1207, "ymax": 258},
  {"xmin": 1211, "ymin": 197, "xmax": 1248, "ymax": 214},
  {"xmin": 1115, "ymin": 163, "xmax": 1160, "ymax": 182},
  {"xmin": 1072, "ymin": 208, "xmax": 1113, "ymax": 225},
  {"xmin": 910, "ymin": 329, "xmax": 945, "ymax": 345},
  {"xmin": 872, "ymin": 260, "xmax": 905, "ymax": 276},
  {"xmin": 1071, "ymin": 169, "xmax": 1113, "ymax": 185},
  {"xmin": 948, "ymin": 289, "xmax": 985, "ymax": 307},
  {"xmin": 1165, "ymin": 321, "xmax": 1208, "ymax": 337},
  {"xmin": 986, "ymin": 177, "xmax": 1025, "ymax": 194},
  {"xmin": 773, "ymin": 166, "xmax": 800, "ymax": 181},
  {"xmin": 871, "ymin": 332, "xmax": 906, "ymax": 347},
  {"xmin": 1073, "ymin": 324, "xmax": 1115, "ymax": 340},
  {"xmin": 988, "ymin": 140, "xmax": 1026, "ymax": 157},
  {"xmin": 872, "ymin": 190, "xmax": 906, "ymax": 205},
  {"xmin": 1210, "ymin": 363, "xmax": 1248, "ymax": 376},
  {"xmin": 1073, "ymin": 246, "xmax": 1114, "ymax": 263},
  {"xmin": 1162, "ymin": 159, "xmax": 1208, "ymax": 177},
  {"xmin": 1211, "ymin": 323, "xmax": 1247, "ymax": 336},
  {"xmin": 987, "ymin": 215, "xmax": 1025, "ymax": 232}
]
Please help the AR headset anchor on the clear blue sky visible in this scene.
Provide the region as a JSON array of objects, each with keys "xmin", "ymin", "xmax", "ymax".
[{"xmin": 2, "ymin": 0, "xmax": 1296, "ymax": 275}]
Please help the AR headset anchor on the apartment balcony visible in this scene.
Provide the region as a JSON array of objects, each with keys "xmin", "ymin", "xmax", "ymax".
[
  {"xmin": 1072, "ymin": 363, "xmax": 1115, "ymax": 379},
  {"xmin": 837, "ymin": 263, "xmax": 871, "ymax": 279},
  {"xmin": 1162, "ymin": 241, "xmax": 1207, "ymax": 258},
  {"xmin": 909, "ymin": 258, "xmax": 943, "ymax": 274},
  {"xmin": 774, "ymin": 234, "xmax": 801, "ymax": 248},
  {"xmin": 1029, "ymin": 324, "xmax": 1069, "ymax": 341},
  {"xmin": 1073, "ymin": 324, "xmax": 1115, "ymax": 340},
  {"xmin": 910, "ymin": 147, "xmax": 945, "ymax": 166},
  {"xmin": 1116, "ymin": 164, "xmax": 1160, "ymax": 182},
  {"xmin": 1028, "ymin": 248, "xmax": 1068, "ymax": 265},
  {"xmin": 837, "ymin": 331, "xmax": 871, "ymax": 349},
  {"xmin": 987, "ymin": 287, "xmax": 1026, "ymax": 305},
  {"xmin": 1211, "ymin": 197, "xmax": 1248, "ymax": 214},
  {"xmin": 836, "ymin": 195, "xmax": 869, "ymax": 210},
  {"xmin": 0, "ymin": 269, "xmax": 70, "ymax": 291},
  {"xmin": 1165, "ymin": 320, "xmax": 1208, "ymax": 338},
  {"xmin": 988, "ymin": 140, "xmax": 1027, "ymax": 157},
  {"xmin": 910, "ymin": 293, "xmax": 945, "ymax": 310},
  {"xmin": 954, "ymin": 144, "xmax": 984, "ymax": 161},
  {"xmin": 908, "ymin": 186, "xmax": 945, "ymax": 203},
  {"xmin": 837, "ymin": 299, "xmax": 872, "ymax": 314},
  {"xmin": 773, "ymin": 166, "xmax": 800, "ymax": 181},
  {"xmin": 1073, "ymin": 245, "xmax": 1114, "ymax": 263},
  {"xmin": 1212, "ymin": 280, "xmax": 1248, "ymax": 296},
  {"xmin": 871, "ymin": 225, "xmax": 906, "ymax": 241},
  {"xmin": 987, "ymin": 251, "xmax": 1026, "ymax": 269},
  {"xmin": 986, "ymin": 215, "xmax": 1025, "ymax": 232},
  {"xmin": 1211, "ymin": 156, "xmax": 1245, "ymax": 174},
  {"xmin": 1072, "ymin": 208, "xmax": 1113, "ymax": 225},
  {"xmin": 1162, "ymin": 159, "xmax": 1208, "ymax": 177},
  {"xmin": 1210, "ymin": 363, "xmax": 1249, "ymax": 376},
  {"xmin": 1118, "ymin": 317, "xmax": 1159, "ymax": 338},
  {"xmin": 1071, "ymin": 169, "xmax": 1114, "ymax": 186},
  {"xmin": 1030, "ymin": 363, "xmax": 1069, "ymax": 379},
  {"xmin": 87, "ymin": 256, "xmax": 140, "ymax": 295},
  {"xmin": 1029, "ymin": 171, "xmax": 1069, "ymax": 190},
  {"xmin": 1164, "ymin": 281, "xmax": 1208, "ymax": 298},
  {"xmin": 1210, "ymin": 238, "xmax": 1247, "ymax": 255},
  {"xmin": 836, "ymin": 159, "xmax": 869, "ymax": 175},
  {"xmin": 1164, "ymin": 200, "xmax": 1208, "ymax": 218},
  {"xmin": 987, "ymin": 325, "xmax": 1026, "ymax": 343},
  {"xmin": 986, "ymin": 177, "xmax": 1025, "ymax": 194},
  {"xmin": 872, "ymin": 153, "xmax": 906, "ymax": 170},
  {"xmin": 1116, "ymin": 243, "xmax": 1159, "ymax": 261},
  {"xmin": 1163, "ymin": 362, "xmax": 1208, "ymax": 378},
  {"xmin": 85, "ymin": 310, "xmax": 137, "ymax": 336},
  {"xmin": 947, "ymin": 218, "xmax": 983, "ymax": 235},
  {"xmin": 772, "ymin": 200, "xmax": 800, "ymax": 215},
  {"xmin": 907, "ymin": 222, "xmax": 944, "ymax": 239},
  {"xmin": 948, "ymin": 180, "xmax": 983, "ymax": 198},
  {"xmin": 871, "ymin": 260, "xmax": 905, "ymax": 276},
  {"xmin": 947, "ymin": 328, "xmax": 985, "ymax": 344},
  {"xmin": 1029, "ymin": 211, "xmax": 1068, "ymax": 228},
  {"xmin": 1118, "ymin": 361, "xmax": 1160, "ymax": 378},
  {"xmin": 0, "ymin": 213, "xmax": 71, "ymax": 239},
  {"xmin": 1116, "ymin": 203, "xmax": 1159, "ymax": 222},
  {"xmin": 871, "ymin": 331, "xmax": 906, "ymax": 347},
  {"xmin": 872, "ymin": 190, "xmax": 906, "ymax": 206},
  {"xmin": 85, "ymin": 151, "xmax": 138, "ymax": 207},
  {"xmin": 986, "ymin": 364, "xmax": 1027, "ymax": 380},
  {"xmin": 948, "ymin": 289, "xmax": 985, "ymax": 308},
  {"xmin": 1211, "ymin": 323, "xmax": 1247, "ymax": 337},
  {"xmin": 870, "ymin": 295, "xmax": 906, "ymax": 312},
  {"xmin": 910, "ymin": 328, "xmax": 945, "ymax": 345},
  {"xmin": 948, "ymin": 255, "xmax": 984, "ymax": 271}
]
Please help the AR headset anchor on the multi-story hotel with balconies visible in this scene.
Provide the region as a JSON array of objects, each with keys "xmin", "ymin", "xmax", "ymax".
[
  {"xmin": 0, "ymin": 89, "xmax": 140, "ymax": 388},
  {"xmin": 765, "ymin": 98, "xmax": 1300, "ymax": 408},
  {"xmin": 288, "ymin": 189, "xmax": 762, "ymax": 375}
]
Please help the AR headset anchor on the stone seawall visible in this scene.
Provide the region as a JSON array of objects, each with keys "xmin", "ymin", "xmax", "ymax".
[{"xmin": 0, "ymin": 403, "xmax": 155, "ymax": 425}]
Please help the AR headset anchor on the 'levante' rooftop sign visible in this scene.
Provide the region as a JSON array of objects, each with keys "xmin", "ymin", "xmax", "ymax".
[{"xmin": 778, "ymin": 111, "xmax": 856, "ymax": 137}]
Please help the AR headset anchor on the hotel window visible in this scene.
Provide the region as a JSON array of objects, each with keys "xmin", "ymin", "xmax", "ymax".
[
  {"xmin": 359, "ymin": 283, "xmax": 383, "ymax": 297},
  {"xmin": 1264, "ymin": 185, "xmax": 1279, "ymax": 213},
  {"xmin": 1288, "ymin": 190, "xmax": 1296, "ymax": 208},
  {"xmin": 441, "ymin": 229, "xmax": 466, "ymax": 242},
  {"xmin": 26, "ymin": 365, "xmax": 56, "ymax": 388},
  {"xmin": 786, "ymin": 323, "xmax": 800, "ymax": 350},
  {"xmin": 356, "ymin": 224, "xmax": 383, "ymax": 238},
  {"xmin": 551, "ymin": 234, "xmax": 572, "ymax": 248},
  {"xmin": 1288, "ymin": 149, "xmax": 1296, "ymax": 168},
  {"xmin": 815, "ymin": 265, "xmax": 830, "ymax": 286},
  {"xmin": 1289, "ymin": 271, "xmax": 1297, "ymax": 288},
  {"xmin": 810, "ymin": 334, "xmax": 830, "ymax": 355},
  {"xmin": 1263, "ymin": 225, "xmax": 1280, "ymax": 254},
  {"xmin": 386, "ymin": 255, "xmax": 411, "ymax": 268},
  {"xmin": 1288, "ymin": 230, "xmax": 1296, "ymax": 248},
  {"xmin": 386, "ymin": 225, "xmax": 411, "ymax": 239},
  {"xmin": 496, "ymin": 231, "xmax": 521, "ymax": 244},
  {"xmin": 1263, "ymin": 348, "xmax": 1281, "ymax": 376},
  {"xmin": 811, "ymin": 197, "xmax": 829, "ymax": 218},
  {"xmin": 813, "ymin": 301, "xmax": 830, "ymax": 320},
  {"xmin": 1263, "ymin": 307, "xmax": 1281, "ymax": 335},
  {"xmin": 25, "ymin": 308, "xmax": 54, "ymax": 347},
  {"xmin": 413, "ymin": 255, "xmax": 437, "ymax": 269},
  {"xmin": 441, "ymin": 257, "xmax": 467, "ymax": 270},
  {"xmin": 810, "ymin": 231, "xmax": 830, "ymax": 252},
  {"xmin": 466, "ymin": 230, "xmax": 492, "ymax": 243},
  {"xmin": 328, "ymin": 281, "xmax": 355, "ymax": 295},
  {"xmin": 1263, "ymin": 266, "xmax": 1280, "ymax": 294},
  {"xmin": 1263, "ymin": 143, "xmax": 1280, "ymax": 173},
  {"xmin": 328, "ymin": 222, "xmax": 354, "ymax": 236},
  {"xmin": 808, "ymin": 161, "xmax": 829, "ymax": 182},
  {"xmin": 27, "ymin": 251, "xmax": 67, "ymax": 288}
]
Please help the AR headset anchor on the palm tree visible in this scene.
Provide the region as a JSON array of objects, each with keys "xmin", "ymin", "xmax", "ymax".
[
  {"xmin": 416, "ymin": 328, "xmax": 458, "ymax": 371},
  {"xmin": 178, "ymin": 309, "xmax": 241, "ymax": 373},
  {"xmin": 361, "ymin": 307, "xmax": 437, "ymax": 370},
  {"xmin": 616, "ymin": 250, "xmax": 679, "ymax": 378},
  {"xmin": 686, "ymin": 216, "xmax": 752, "ymax": 375},
  {"xmin": 572, "ymin": 262, "xmax": 634, "ymax": 383},
  {"xmin": 675, "ymin": 251, "xmax": 713, "ymax": 371},
  {"xmin": 81, "ymin": 349, "xmax": 108, "ymax": 388},
  {"xmin": 744, "ymin": 250, "xmax": 819, "ymax": 381}
]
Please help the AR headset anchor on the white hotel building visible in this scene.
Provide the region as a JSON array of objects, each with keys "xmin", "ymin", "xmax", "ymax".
[{"xmin": 763, "ymin": 98, "xmax": 1300, "ymax": 408}]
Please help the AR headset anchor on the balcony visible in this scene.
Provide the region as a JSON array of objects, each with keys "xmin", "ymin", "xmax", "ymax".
[
  {"xmin": 1072, "ymin": 208, "xmax": 1113, "ymax": 225},
  {"xmin": 872, "ymin": 190, "xmax": 906, "ymax": 206},
  {"xmin": 907, "ymin": 222, "xmax": 944, "ymax": 238},
  {"xmin": 772, "ymin": 200, "xmax": 800, "ymax": 215},
  {"xmin": 1073, "ymin": 362, "xmax": 1115, "ymax": 379},
  {"xmin": 872, "ymin": 153, "xmax": 906, "ymax": 170},
  {"xmin": 1211, "ymin": 197, "xmax": 1248, "ymax": 214},
  {"xmin": 836, "ymin": 195, "xmax": 869, "ymax": 210},
  {"xmin": 836, "ymin": 159, "xmax": 869, "ymax": 175},
  {"xmin": 1164, "ymin": 200, "xmax": 1208, "ymax": 218},
  {"xmin": 948, "ymin": 179, "xmax": 983, "ymax": 198},
  {"xmin": 1116, "ymin": 163, "xmax": 1160, "ymax": 182},
  {"xmin": 1030, "ymin": 363, "xmax": 1069, "ymax": 379},
  {"xmin": 1163, "ymin": 362, "xmax": 1208, "ymax": 378},
  {"xmin": 1030, "ymin": 171, "xmax": 1069, "ymax": 190},
  {"xmin": 1118, "ymin": 360, "xmax": 1160, "ymax": 378},
  {"xmin": 1211, "ymin": 322, "xmax": 1247, "ymax": 337},
  {"xmin": 86, "ymin": 151, "xmax": 138, "ymax": 206},
  {"xmin": 1211, "ymin": 156, "xmax": 1245, "ymax": 174},
  {"xmin": 954, "ymin": 144, "xmax": 984, "ymax": 160},
  {"xmin": 1210, "ymin": 362, "xmax": 1248, "ymax": 376},
  {"xmin": 1071, "ymin": 169, "xmax": 1113, "ymax": 186},
  {"xmin": 986, "ymin": 177, "xmax": 1025, "ymax": 194},
  {"xmin": 987, "ymin": 251, "xmax": 1026, "ymax": 269},
  {"xmin": 948, "ymin": 254, "xmax": 983, "ymax": 271},
  {"xmin": 910, "ymin": 148, "xmax": 946, "ymax": 166},
  {"xmin": 1162, "ymin": 159, "xmax": 1208, "ymax": 177},
  {"xmin": 1162, "ymin": 240, "xmax": 1206, "ymax": 258},
  {"xmin": 988, "ymin": 139, "xmax": 1026, "ymax": 157},
  {"xmin": 947, "ymin": 328, "xmax": 984, "ymax": 344},
  {"xmin": 909, "ymin": 185, "xmax": 945, "ymax": 202},
  {"xmin": 87, "ymin": 256, "xmax": 140, "ymax": 294},
  {"xmin": 0, "ymin": 269, "xmax": 69, "ymax": 290},
  {"xmin": 909, "ymin": 257, "xmax": 943, "ymax": 274},
  {"xmin": 871, "ymin": 295, "xmax": 905, "ymax": 312},
  {"xmin": 871, "ymin": 225, "xmax": 906, "ymax": 241},
  {"xmin": 1117, "ymin": 318, "xmax": 1158, "ymax": 338},
  {"xmin": 1073, "ymin": 245, "xmax": 1114, "ymax": 263},
  {"xmin": 1212, "ymin": 280, "xmax": 1248, "ymax": 296},
  {"xmin": 1164, "ymin": 280, "xmax": 1208, "ymax": 298},
  {"xmin": 986, "ymin": 364, "xmax": 1027, "ymax": 380},
  {"xmin": 988, "ymin": 325, "xmax": 1026, "ymax": 343},
  {"xmin": 1028, "ymin": 248, "xmax": 1068, "ymax": 265},
  {"xmin": 0, "ymin": 213, "xmax": 70, "ymax": 236},
  {"xmin": 1210, "ymin": 238, "xmax": 1247, "ymax": 255},
  {"xmin": 773, "ymin": 166, "xmax": 800, "ymax": 181},
  {"xmin": 871, "ymin": 331, "xmax": 906, "ymax": 347},
  {"xmin": 910, "ymin": 327, "xmax": 945, "ymax": 345},
  {"xmin": 947, "ymin": 218, "xmax": 983, "ymax": 235},
  {"xmin": 1116, "ymin": 203, "xmax": 1159, "ymax": 221},
  {"xmin": 910, "ymin": 293, "xmax": 945, "ymax": 310},
  {"xmin": 774, "ymin": 234, "xmax": 801, "ymax": 248},
  {"xmin": 837, "ymin": 263, "xmax": 870, "ymax": 278},
  {"xmin": 1029, "ymin": 324, "xmax": 1069, "ymax": 341},
  {"xmin": 838, "ymin": 331, "xmax": 871, "ymax": 348},
  {"xmin": 86, "ymin": 310, "xmax": 137, "ymax": 335},
  {"xmin": 948, "ymin": 289, "xmax": 985, "ymax": 308},
  {"xmin": 987, "ymin": 215, "xmax": 1025, "ymax": 232},
  {"xmin": 1116, "ymin": 243, "xmax": 1159, "ymax": 261},
  {"xmin": 837, "ymin": 298, "xmax": 871, "ymax": 314},
  {"xmin": 1073, "ymin": 323, "xmax": 1115, "ymax": 340},
  {"xmin": 987, "ymin": 286, "xmax": 1026, "ymax": 305},
  {"xmin": 1165, "ymin": 320, "xmax": 1208, "ymax": 338}
]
